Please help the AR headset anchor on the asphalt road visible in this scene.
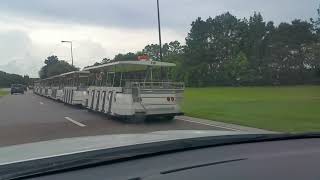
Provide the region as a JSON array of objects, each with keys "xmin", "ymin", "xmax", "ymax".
[{"xmin": 0, "ymin": 91, "xmax": 226, "ymax": 147}]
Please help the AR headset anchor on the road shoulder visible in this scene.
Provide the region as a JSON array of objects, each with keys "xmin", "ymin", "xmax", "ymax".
[
  {"xmin": 176, "ymin": 116, "xmax": 277, "ymax": 134},
  {"xmin": 0, "ymin": 88, "xmax": 9, "ymax": 98}
]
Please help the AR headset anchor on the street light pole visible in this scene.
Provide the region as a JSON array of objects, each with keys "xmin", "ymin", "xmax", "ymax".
[
  {"xmin": 157, "ymin": 0, "xmax": 162, "ymax": 62},
  {"xmin": 70, "ymin": 42, "xmax": 74, "ymax": 67},
  {"xmin": 61, "ymin": 40, "xmax": 74, "ymax": 66},
  {"xmin": 156, "ymin": 0, "xmax": 165, "ymax": 80}
]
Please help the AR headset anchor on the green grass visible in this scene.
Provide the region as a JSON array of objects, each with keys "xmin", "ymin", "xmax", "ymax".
[
  {"xmin": 0, "ymin": 89, "xmax": 9, "ymax": 97},
  {"xmin": 182, "ymin": 86, "xmax": 320, "ymax": 133}
]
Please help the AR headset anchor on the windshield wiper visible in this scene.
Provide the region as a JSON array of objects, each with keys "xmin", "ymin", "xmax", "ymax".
[{"xmin": 1, "ymin": 133, "xmax": 320, "ymax": 180}]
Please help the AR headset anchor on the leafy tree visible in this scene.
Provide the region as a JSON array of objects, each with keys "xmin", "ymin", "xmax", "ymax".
[
  {"xmin": 142, "ymin": 44, "xmax": 160, "ymax": 61},
  {"xmin": 0, "ymin": 71, "xmax": 26, "ymax": 87},
  {"xmin": 168, "ymin": 41, "xmax": 184, "ymax": 55},
  {"xmin": 85, "ymin": 58, "xmax": 113, "ymax": 69},
  {"xmin": 180, "ymin": 10, "xmax": 320, "ymax": 86},
  {"xmin": 101, "ymin": 58, "xmax": 112, "ymax": 64},
  {"xmin": 114, "ymin": 52, "xmax": 137, "ymax": 61},
  {"xmin": 223, "ymin": 51, "xmax": 249, "ymax": 85},
  {"xmin": 23, "ymin": 75, "xmax": 30, "ymax": 86},
  {"xmin": 79, "ymin": 9, "xmax": 320, "ymax": 87},
  {"xmin": 142, "ymin": 41, "xmax": 184, "ymax": 61},
  {"xmin": 266, "ymin": 20, "xmax": 316, "ymax": 84},
  {"xmin": 47, "ymin": 61, "xmax": 78, "ymax": 77},
  {"xmin": 44, "ymin": 55, "xmax": 59, "ymax": 66},
  {"xmin": 39, "ymin": 55, "xmax": 78, "ymax": 79},
  {"xmin": 311, "ymin": 4, "xmax": 320, "ymax": 35},
  {"xmin": 184, "ymin": 13, "xmax": 247, "ymax": 86}
]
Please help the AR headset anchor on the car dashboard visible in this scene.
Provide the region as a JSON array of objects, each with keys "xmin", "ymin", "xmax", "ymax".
[{"xmin": 24, "ymin": 138, "xmax": 320, "ymax": 180}]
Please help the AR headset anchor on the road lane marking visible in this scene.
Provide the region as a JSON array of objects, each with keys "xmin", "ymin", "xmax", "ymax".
[
  {"xmin": 65, "ymin": 117, "xmax": 86, "ymax": 127},
  {"xmin": 40, "ymin": 102, "xmax": 44, "ymax": 105},
  {"xmin": 177, "ymin": 119, "xmax": 240, "ymax": 131}
]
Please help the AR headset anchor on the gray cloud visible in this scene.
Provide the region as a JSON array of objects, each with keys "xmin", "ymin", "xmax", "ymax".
[
  {"xmin": 0, "ymin": 59, "xmax": 40, "ymax": 77},
  {"xmin": 61, "ymin": 40, "xmax": 110, "ymax": 68},
  {"xmin": 0, "ymin": 0, "xmax": 318, "ymax": 77},
  {"xmin": 0, "ymin": 30, "xmax": 111, "ymax": 77},
  {"xmin": 0, "ymin": 0, "xmax": 318, "ymax": 31},
  {"xmin": 0, "ymin": 31, "xmax": 41, "ymax": 77},
  {"xmin": 0, "ymin": 31, "xmax": 32, "ymax": 60}
]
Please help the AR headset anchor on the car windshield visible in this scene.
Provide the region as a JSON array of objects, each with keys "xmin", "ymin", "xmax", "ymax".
[
  {"xmin": 11, "ymin": 84, "xmax": 22, "ymax": 88},
  {"xmin": 0, "ymin": 0, "xmax": 319, "ymax": 178}
]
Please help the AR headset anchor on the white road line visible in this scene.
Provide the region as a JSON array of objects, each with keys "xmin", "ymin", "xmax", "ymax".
[
  {"xmin": 178, "ymin": 119, "xmax": 240, "ymax": 131},
  {"xmin": 39, "ymin": 102, "xmax": 44, "ymax": 105},
  {"xmin": 64, "ymin": 117, "xmax": 86, "ymax": 127}
]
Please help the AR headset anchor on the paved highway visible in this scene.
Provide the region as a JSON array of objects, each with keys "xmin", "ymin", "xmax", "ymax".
[{"xmin": 0, "ymin": 91, "xmax": 227, "ymax": 147}]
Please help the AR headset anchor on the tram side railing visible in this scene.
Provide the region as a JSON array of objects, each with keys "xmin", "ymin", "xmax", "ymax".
[{"xmin": 126, "ymin": 81, "xmax": 185, "ymax": 90}]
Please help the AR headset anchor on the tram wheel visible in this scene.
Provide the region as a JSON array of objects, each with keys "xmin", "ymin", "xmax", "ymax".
[
  {"xmin": 163, "ymin": 115, "xmax": 175, "ymax": 121},
  {"xmin": 125, "ymin": 113, "xmax": 146, "ymax": 123}
]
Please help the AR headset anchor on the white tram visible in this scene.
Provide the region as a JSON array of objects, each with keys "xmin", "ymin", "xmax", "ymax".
[
  {"xmin": 34, "ymin": 71, "xmax": 89, "ymax": 106},
  {"xmin": 83, "ymin": 60, "xmax": 184, "ymax": 121},
  {"xmin": 33, "ymin": 60, "xmax": 184, "ymax": 122},
  {"xmin": 33, "ymin": 81, "xmax": 41, "ymax": 95},
  {"xmin": 58, "ymin": 71, "xmax": 90, "ymax": 105},
  {"xmin": 47, "ymin": 75, "xmax": 62, "ymax": 100},
  {"xmin": 35, "ymin": 75, "xmax": 61, "ymax": 99}
]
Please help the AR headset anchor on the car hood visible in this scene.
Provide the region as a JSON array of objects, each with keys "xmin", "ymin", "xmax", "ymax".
[{"xmin": 0, "ymin": 130, "xmax": 248, "ymax": 165}]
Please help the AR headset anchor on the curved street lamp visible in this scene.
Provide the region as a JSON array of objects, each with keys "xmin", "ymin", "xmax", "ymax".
[
  {"xmin": 157, "ymin": 0, "xmax": 162, "ymax": 62},
  {"xmin": 61, "ymin": 40, "xmax": 74, "ymax": 67}
]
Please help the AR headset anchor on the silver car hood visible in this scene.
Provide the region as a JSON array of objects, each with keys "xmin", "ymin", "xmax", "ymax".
[{"xmin": 0, "ymin": 130, "xmax": 247, "ymax": 165}]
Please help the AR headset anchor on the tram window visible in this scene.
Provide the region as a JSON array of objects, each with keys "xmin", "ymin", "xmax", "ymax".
[
  {"xmin": 106, "ymin": 72, "xmax": 115, "ymax": 87},
  {"xmin": 88, "ymin": 74, "xmax": 95, "ymax": 86},
  {"xmin": 79, "ymin": 79, "xmax": 85, "ymax": 88},
  {"xmin": 113, "ymin": 73, "xmax": 121, "ymax": 87}
]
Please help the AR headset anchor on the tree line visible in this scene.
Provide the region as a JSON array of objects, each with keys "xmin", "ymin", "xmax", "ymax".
[
  {"xmin": 180, "ymin": 12, "xmax": 320, "ymax": 86},
  {"xmin": 41, "ymin": 9, "xmax": 320, "ymax": 87},
  {"xmin": 87, "ymin": 10, "xmax": 320, "ymax": 87},
  {"xmin": 0, "ymin": 71, "xmax": 30, "ymax": 88},
  {"xmin": 38, "ymin": 55, "xmax": 79, "ymax": 79}
]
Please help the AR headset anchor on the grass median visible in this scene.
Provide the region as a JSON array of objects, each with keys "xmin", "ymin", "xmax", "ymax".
[
  {"xmin": 0, "ymin": 89, "xmax": 9, "ymax": 97},
  {"xmin": 182, "ymin": 86, "xmax": 320, "ymax": 133}
]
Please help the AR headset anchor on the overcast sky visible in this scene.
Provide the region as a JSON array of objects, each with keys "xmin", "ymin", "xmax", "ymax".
[{"xmin": 0, "ymin": 0, "xmax": 318, "ymax": 77}]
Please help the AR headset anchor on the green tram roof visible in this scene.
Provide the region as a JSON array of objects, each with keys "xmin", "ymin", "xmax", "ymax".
[
  {"xmin": 83, "ymin": 60, "xmax": 176, "ymax": 72},
  {"xmin": 58, "ymin": 71, "xmax": 90, "ymax": 77},
  {"xmin": 40, "ymin": 71, "xmax": 90, "ymax": 82}
]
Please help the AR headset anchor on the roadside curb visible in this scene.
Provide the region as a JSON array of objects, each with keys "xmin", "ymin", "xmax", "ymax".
[{"xmin": 175, "ymin": 116, "xmax": 278, "ymax": 134}]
